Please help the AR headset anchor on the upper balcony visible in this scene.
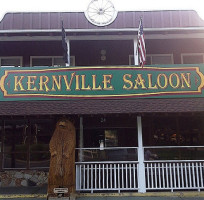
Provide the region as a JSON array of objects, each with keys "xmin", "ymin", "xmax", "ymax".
[{"xmin": 0, "ymin": 10, "xmax": 204, "ymax": 67}]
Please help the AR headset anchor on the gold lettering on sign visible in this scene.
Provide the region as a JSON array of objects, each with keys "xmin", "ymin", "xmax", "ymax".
[
  {"xmin": 180, "ymin": 73, "xmax": 191, "ymax": 88},
  {"xmin": 133, "ymin": 74, "xmax": 147, "ymax": 89},
  {"xmin": 75, "ymin": 75, "xmax": 80, "ymax": 91},
  {"xmin": 81, "ymin": 75, "xmax": 91, "ymax": 90},
  {"xmin": 51, "ymin": 75, "xmax": 62, "ymax": 91},
  {"xmin": 14, "ymin": 76, "xmax": 25, "ymax": 91},
  {"xmin": 123, "ymin": 74, "xmax": 133, "ymax": 90},
  {"xmin": 7, "ymin": 68, "xmax": 196, "ymax": 98},
  {"xmin": 157, "ymin": 74, "xmax": 168, "ymax": 89},
  {"xmin": 63, "ymin": 73, "xmax": 75, "ymax": 91},
  {"xmin": 39, "ymin": 76, "xmax": 50, "ymax": 92},
  {"xmin": 92, "ymin": 75, "xmax": 102, "ymax": 90},
  {"xmin": 27, "ymin": 76, "xmax": 37, "ymax": 91},
  {"xmin": 102, "ymin": 74, "xmax": 114, "ymax": 90},
  {"xmin": 147, "ymin": 74, "xmax": 158, "ymax": 89},
  {"xmin": 169, "ymin": 73, "xmax": 180, "ymax": 89}
]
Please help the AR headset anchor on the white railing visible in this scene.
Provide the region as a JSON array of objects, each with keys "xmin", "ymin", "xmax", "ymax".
[
  {"xmin": 76, "ymin": 161, "xmax": 139, "ymax": 193},
  {"xmin": 76, "ymin": 146, "xmax": 204, "ymax": 193},
  {"xmin": 144, "ymin": 146, "xmax": 204, "ymax": 192},
  {"xmin": 145, "ymin": 160, "xmax": 204, "ymax": 191}
]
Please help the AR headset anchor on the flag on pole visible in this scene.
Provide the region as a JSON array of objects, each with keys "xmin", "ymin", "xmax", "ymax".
[
  {"xmin": 137, "ymin": 18, "xmax": 146, "ymax": 67},
  {"xmin": 61, "ymin": 21, "xmax": 70, "ymax": 66}
]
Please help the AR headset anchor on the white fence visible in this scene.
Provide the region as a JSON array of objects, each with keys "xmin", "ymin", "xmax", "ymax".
[
  {"xmin": 75, "ymin": 146, "xmax": 204, "ymax": 193},
  {"xmin": 76, "ymin": 161, "xmax": 139, "ymax": 193},
  {"xmin": 145, "ymin": 160, "xmax": 204, "ymax": 191}
]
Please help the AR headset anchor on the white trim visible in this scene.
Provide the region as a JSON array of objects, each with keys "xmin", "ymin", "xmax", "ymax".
[
  {"xmin": 66, "ymin": 39, "xmax": 70, "ymax": 67},
  {"xmin": 1, "ymin": 33, "xmax": 204, "ymax": 42},
  {"xmin": 181, "ymin": 53, "xmax": 204, "ymax": 64},
  {"xmin": 137, "ymin": 116, "xmax": 146, "ymax": 193},
  {"xmin": 30, "ymin": 55, "xmax": 75, "ymax": 67},
  {"xmin": 133, "ymin": 38, "xmax": 139, "ymax": 66},
  {"xmin": 79, "ymin": 116, "xmax": 84, "ymax": 162},
  {"xmin": 1, "ymin": 27, "xmax": 204, "ymax": 34},
  {"xmin": 0, "ymin": 56, "xmax": 23, "ymax": 67}
]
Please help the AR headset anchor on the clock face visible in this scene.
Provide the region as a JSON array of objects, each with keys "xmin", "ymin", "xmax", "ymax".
[{"xmin": 85, "ymin": 0, "xmax": 118, "ymax": 27}]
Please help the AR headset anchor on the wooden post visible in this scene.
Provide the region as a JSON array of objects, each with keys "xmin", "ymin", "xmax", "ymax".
[{"xmin": 137, "ymin": 116, "xmax": 146, "ymax": 193}]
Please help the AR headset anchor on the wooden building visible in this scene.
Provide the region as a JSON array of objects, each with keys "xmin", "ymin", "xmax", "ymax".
[{"xmin": 0, "ymin": 1, "xmax": 204, "ymax": 196}]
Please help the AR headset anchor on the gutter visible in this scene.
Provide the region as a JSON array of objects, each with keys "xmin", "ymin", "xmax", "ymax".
[{"xmin": 1, "ymin": 27, "xmax": 204, "ymax": 34}]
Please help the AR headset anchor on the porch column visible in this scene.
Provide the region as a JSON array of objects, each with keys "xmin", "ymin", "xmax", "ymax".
[
  {"xmin": 134, "ymin": 38, "xmax": 139, "ymax": 65},
  {"xmin": 66, "ymin": 39, "xmax": 70, "ymax": 66},
  {"xmin": 79, "ymin": 116, "xmax": 84, "ymax": 162},
  {"xmin": 76, "ymin": 116, "xmax": 84, "ymax": 191},
  {"xmin": 137, "ymin": 116, "xmax": 146, "ymax": 193}
]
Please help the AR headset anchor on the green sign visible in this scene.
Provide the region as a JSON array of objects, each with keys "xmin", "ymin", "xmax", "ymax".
[{"xmin": 0, "ymin": 65, "xmax": 204, "ymax": 101}]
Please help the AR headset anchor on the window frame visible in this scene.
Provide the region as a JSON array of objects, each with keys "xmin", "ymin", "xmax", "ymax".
[
  {"xmin": 0, "ymin": 56, "xmax": 23, "ymax": 67},
  {"xmin": 129, "ymin": 54, "xmax": 174, "ymax": 65},
  {"xmin": 30, "ymin": 56, "xmax": 75, "ymax": 67},
  {"xmin": 181, "ymin": 53, "xmax": 204, "ymax": 64}
]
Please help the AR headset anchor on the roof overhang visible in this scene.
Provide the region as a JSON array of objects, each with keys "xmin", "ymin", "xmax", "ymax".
[
  {"xmin": 0, "ymin": 98, "xmax": 203, "ymax": 116},
  {"xmin": 1, "ymin": 27, "xmax": 204, "ymax": 41}
]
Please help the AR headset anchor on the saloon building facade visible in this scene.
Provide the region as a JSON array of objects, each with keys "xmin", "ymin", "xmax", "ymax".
[{"xmin": 0, "ymin": 2, "xmax": 204, "ymax": 197}]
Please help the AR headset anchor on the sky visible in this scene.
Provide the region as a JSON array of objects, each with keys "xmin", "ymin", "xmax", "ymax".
[{"xmin": 0, "ymin": 0, "xmax": 204, "ymax": 21}]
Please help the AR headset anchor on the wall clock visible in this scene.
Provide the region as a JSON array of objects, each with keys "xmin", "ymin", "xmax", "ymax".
[{"xmin": 85, "ymin": 0, "xmax": 118, "ymax": 27}]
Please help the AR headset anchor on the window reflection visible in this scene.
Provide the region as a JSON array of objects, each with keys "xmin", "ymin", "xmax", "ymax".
[
  {"xmin": 29, "ymin": 119, "xmax": 54, "ymax": 168},
  {"xmin": 143, "ymin": 116, "xmax": 204, "ymax": 160},
  {"xmin": 79, "ymin": 115, "xmax": 138, "ymax": 162},
  {"xmin": 2, "ymin": 118, "xmax": 55, "ymax": 169}
]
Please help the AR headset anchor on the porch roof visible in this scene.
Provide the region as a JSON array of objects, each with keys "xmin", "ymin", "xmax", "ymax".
[{"xmin": 0, "ymin": 98, "xmax": 203, "ymax": 116}]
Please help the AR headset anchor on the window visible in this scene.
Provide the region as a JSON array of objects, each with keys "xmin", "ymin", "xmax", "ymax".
[
  {"xmin": 129, "ymin": 54, "xmax": 174, "ymax": 65},
  {"xmin": 1, "ymin": 118, "xmax": 55, "ymax": 170},
  {"xmin": 181, "ymin": 53, "xmax": 204, "ymax": 64},
  {"xmin": 30, "ymin": 56, "xmax": 75, "ymax": 67},
  {"xmin": 149, "ymin": 54, "xmax": 174, "ymax": 65},
  {"xmin": 78, "ymin": 115, "xmax": 138, "ymax": 162},
  {"xmin": 0, "ymin": 57, "xmax": 22, "ymax": 67},
  {"xmin": 142, "ymin": 116, "xmax": 204, "ymax": 160}
]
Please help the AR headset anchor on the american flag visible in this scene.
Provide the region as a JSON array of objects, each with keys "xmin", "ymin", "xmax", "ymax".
[
  {"xmin": 61, "ymin": 21, "xmax": 70, "ymax": 66},
  {"xmin": 138, "ymin": 18, "xmax": 146, "ymax": 67}
]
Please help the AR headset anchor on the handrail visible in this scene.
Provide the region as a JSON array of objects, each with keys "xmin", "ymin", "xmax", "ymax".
[
  {"xmin": 143, "ymin": 146, "xmax": 204, "ymax": 148},
  {"xmin": 75, "ymin": 146, "xmax": 204, "ymax": 150},
  {"xmin": 75, "ymin": 161, "xmax": 139, "ymax": 164},
  {"xmin": 144, "ymin": 160, "xmax": 204, "ymax": 163},
  {"xmin": 76, "ymin": 147, "xmax": 138, "ymax": 150}
]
